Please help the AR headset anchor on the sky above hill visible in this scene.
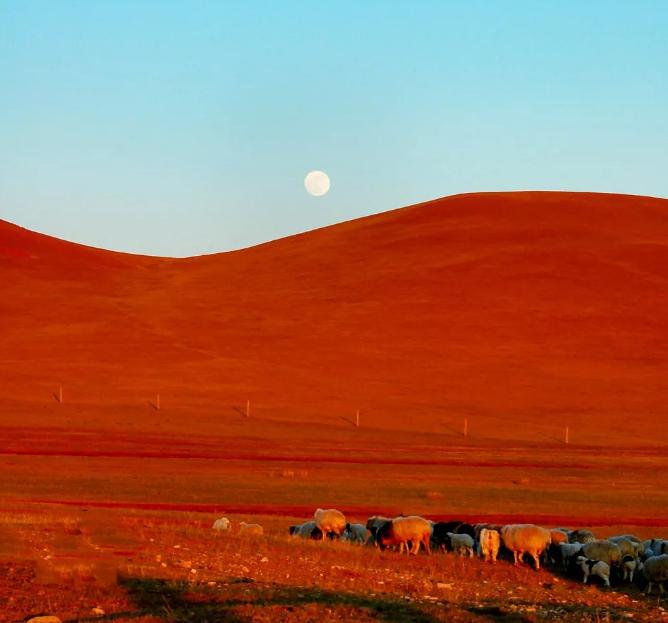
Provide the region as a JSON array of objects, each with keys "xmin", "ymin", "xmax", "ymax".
[{"xmin": 1, "ymin": 1, "xmax": 667, "ymax": 256}]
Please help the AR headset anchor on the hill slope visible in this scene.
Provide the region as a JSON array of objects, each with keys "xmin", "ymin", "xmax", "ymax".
[{"xmin": 1, "ymin": 191, "xmax": 667, "ymax": 446}]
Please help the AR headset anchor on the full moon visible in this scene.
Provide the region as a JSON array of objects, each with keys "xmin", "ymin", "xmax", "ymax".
[{"xmin": 304, "ymin": 170, "xmax": 330, "ymax": 196}]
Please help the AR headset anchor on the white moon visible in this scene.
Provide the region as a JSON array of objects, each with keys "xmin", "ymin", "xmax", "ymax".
[{"xmin": 304, "ymin": 170, "xmax": 330, "ymax": 196}]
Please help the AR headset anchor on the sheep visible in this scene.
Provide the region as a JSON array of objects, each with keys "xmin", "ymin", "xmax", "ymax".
[
  {"xmin": 212, "ymin": 517, "xmax": 231, "ymax": 532},
  {"xmin": 501, "ymin": 524, "xmax": 551, "ymax": 570},
  {"xmin": 432, "ymin": 521, "xmax": 465, "ymax": 551},
  {"xmin": 556, "ymin": 541, "xmax": 583, "ymax": 570},
  {"xmin": 608, "ymin": 537, "xmax": 641, "ymax": 559},
  {"xmin": 366, "ymin": 515, "xmax": 392, "ymax": 545},
  {"xmin": 478, "ymin": 528, "xmax": 501, "ymax": 562},
  {"xmin": 621, "ymin": 554, "xmax": 638, "ymax": 583},
  {"xmin": 647, "ymin": 538, "xmax": 668, "ymax": 557},
  {"xmin": 569, "ymin": 528, "xmax": 596, "ymax": 544},
  {"xmin": 377, "ymin": 515, "xmax": 432, "ymax": 555},
  {"xmin": 582, "ymin": 540, "xmax": 621, "ymax": 568},
  {"xmin": 641, "ymin": 547, "xmax": 656, "ymax": 562},
  {"xmin": 314, "ymin": 508, "xmax": 346, "ymax": 540},
  {"xmin": 641, "ymin": 553, "xmax": 668, "ymax": 595},
  {"xmin": 576, "ymin": 555, "xmax": 610, "ymax": 588},
  {"xmin": 239, "ymin": 522, "xmax": 263, "ymax": 536},
  {"xmin": 342, "ymin": 522, "xmax": 371, "ymax": 545},
  {"xmin": 546, "ymin": 529, "xmax": 569, "ymax": 566},
  {"xmin": 447, "ymin": 532, "xmax": 475, "ymax": 557},
  {"xmin": 455, "ymin": 523, "xmax": 476, "ymax": 539},
  {"xmin": 289, "ymin": 520, "xmax": 322, "ymax": 539},
  {"xmin": 609, "ymin": 534, "xmax": 642, "ymax": 545}
]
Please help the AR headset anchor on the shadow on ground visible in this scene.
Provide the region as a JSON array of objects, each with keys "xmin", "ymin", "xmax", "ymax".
[{"xmin": 68, "ymin": 576, "xmax": 450, "ymax": 623}]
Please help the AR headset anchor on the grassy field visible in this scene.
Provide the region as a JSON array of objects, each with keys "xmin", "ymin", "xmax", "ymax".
[
  {"xmin": 1, "ymin": 424, "xmax": 668, "ymax": 622},
  {"xmin": 1, "ymin": 506, "xmax": 667, "ymax": 622}
]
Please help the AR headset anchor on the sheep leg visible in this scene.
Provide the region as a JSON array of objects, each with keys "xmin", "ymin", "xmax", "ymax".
[
  {"xmin": 513, "ymin": 550, "xmax": 519, "ymax": 566},
  {"xmin": 532, "ymin": 553, "xmax": 540, "ymax": 570},
  {"xmin": 423, "ymin": 535, "xmax": 431, "ymax": 555}
]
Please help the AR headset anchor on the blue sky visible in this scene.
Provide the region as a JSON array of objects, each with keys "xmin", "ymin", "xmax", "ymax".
[{"xmin": 1, "ymin": 1, "xmax": 666, "ymax": 256}]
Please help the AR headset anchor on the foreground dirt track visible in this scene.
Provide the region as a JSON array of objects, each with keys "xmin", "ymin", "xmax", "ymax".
[
  {"xmin": 1, "ymin": 506, "xmax": 667, "ymax": 623},
  {"xmin": 2, "ymin": 191, "xmax": 667, "ymax": 444}
]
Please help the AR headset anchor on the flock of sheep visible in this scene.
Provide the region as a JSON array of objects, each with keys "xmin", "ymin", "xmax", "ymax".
[{"xmin": 213, "ymin": 509, "xmax": 668, "ymax": 596}]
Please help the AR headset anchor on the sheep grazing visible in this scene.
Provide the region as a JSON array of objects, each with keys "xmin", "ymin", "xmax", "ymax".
[
  {"xmin": 366, "ymin": 516, "xmax": 392, "ymax": 545},
  {"xmin": 581, "ymin": 540, "xmax": 621, "ymax": 568},
  {"xmin": 289, "ymin": 520, "xmax": 321, "ymax": 539},
  {"xmin": 342, "ymin": 522, "xmax": 371, "ymax": 545},
  {"xmin": 478, "ymin": 528, "xmax": 501, "ymax": 563},
  {"xmin": 501, "ymin": 524, "xmax": 551, "ymax": 570},
  {"xmin": 641, "ymin": 554, "xmax": 668, "ymax": 595},
  {"xmin": 377, "ymin": 515, "xmax": 432, "ymax": 555},
  {"xmin": 314, "ymin": 508, "xmax": 346, "ymax": 540},
  {"xmin": 239, "ymin": 522, "xmax": 263, "ymax": 536},
  {"xmin": 446, "ymin": 532, "xmax": 474, "ymax": 557},
  {"xmin": 621, "ymin": 554, "xmax": 638, "ymax": 583},
  {"xmin": 569, "ymin": 529, "xmax": 596, "ymax": 544},
  {"xmin": 212, "ymin": 517, "xmax": 231, "ymax": 532},
  {"xmin": 576, "ymin": 555, "xmax": 611, "ymax": 588}
]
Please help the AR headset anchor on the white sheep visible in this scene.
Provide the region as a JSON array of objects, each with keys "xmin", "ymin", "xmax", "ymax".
[
  {"xmin": 641, "ymin": 553, "xmax": 668, "ymax": 595},
  {"xmin": 314, "ymin": 508, "xmax": 347, "ymax": 540},
  {"xmin": 342, "ymin": 522, "xmax": 371, "ymax": 544},
  {"xmin": 501, "ymin": 524, "xmax": 551, "ymax": 570},
  {"xmin": 447, "ymin": 532, "xmax": 475, "ymax": 557},
  {"xmin": 582, "ymin": 540, "xmax": 621, "ymax": 568},
  {"xmin": 621, "ymin": 554, "xmax": 638, "ymax": 583},
  {"xmin": 576, "ymin": 555, "xmax": 610, "ymax": 587},
  {"xmin": 212, "ymin": 517, "xmax": 231, "ymax": 532},
  {"xmin": 478, "ymin": 528, "xmax": 501, "ymax": 562},
  {"xmin": 239, "ymin": 522, "xmax": 263, "ymax": 536},
  {"xmin": 557, "ymin": 542, "xmax": 583, "ymax": 569},
  {"xmin": 608, "ymin": 536, "xmax": 641, "ymax": 559},
  {"xmin": 377, "ymin": 515, "xmax": 432, "ymax": 555}
]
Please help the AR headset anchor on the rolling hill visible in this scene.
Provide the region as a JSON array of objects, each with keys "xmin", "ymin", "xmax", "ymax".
[{"xmin": 1, "ymin": 191, "xmax": 667, "ymax": 447}]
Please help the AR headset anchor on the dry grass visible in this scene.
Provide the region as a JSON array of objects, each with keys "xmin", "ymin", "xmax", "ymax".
[{"xmin": 1, "ymin": 507, "xmax": 667, "ymax": 622}]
